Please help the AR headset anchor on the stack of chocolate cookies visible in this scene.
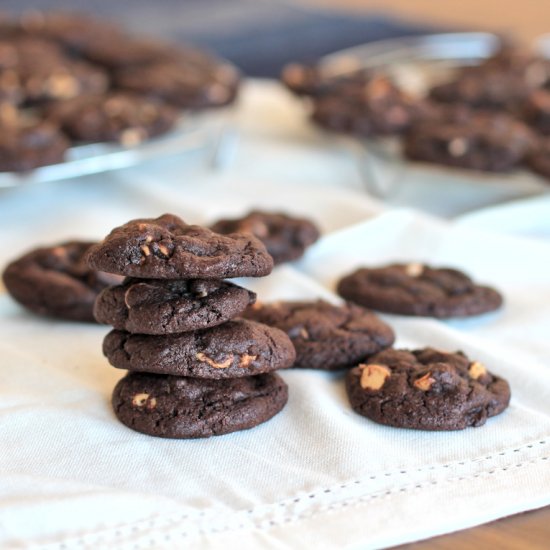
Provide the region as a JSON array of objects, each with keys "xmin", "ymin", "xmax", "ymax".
[{"xmin": 86, "ymin": 214, "xmax": 296, "ymax": 439}]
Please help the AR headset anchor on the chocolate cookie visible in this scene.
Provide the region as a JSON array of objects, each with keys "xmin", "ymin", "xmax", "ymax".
[
  {"xmin": 311, "ymin": 75, "xmax": 426, "ymax": 137},
  {"xmin": 94, "ymin": 278, "xmax": 256, "ymax": 334},
  {"xmin": 19, "ymin": 11, "xmax": 123, "ymax": 54},
  {"xmin": 103, "ymin": 319, "xmax": 295, "ymax": 378},
  {"xmin": 210, "ymin": 210, "xmax": 320, "ymax": 265},
  {"xmin": 429, "ymin": 67, "xmax": 533, "ymax": 111},
  {"xmin": 527, "ymin": 137, "xmax": 550, "ymax": 181},
  {"xmin": 522, "ymin": 89, "xmax": 550, "ymax": 135},
  {"xmin": 81, "ymin": 34, "xmax": 179, "ymax": 69},
  {"xmin": 6, "ymin": 37, "xmax": 109, "ymax": 105},
  {"xmin": 403, "ymin": 108, "xmax": 534, "ymax": 171},
  {"xmin": 429, "ymin": 49, "xmax": 550, "ymax": 110},
  {"xmin": 112, "ymin": 371, "xmax": 288, "ymax": 438},
  {"xmin": 86, "ymin": 214, "xmax": 274, "ymax": 279},
  {"xmin": 337, "ymin": 263, "xmax": 503, "ymax": 318},
  {"xmin": 281, "ymin": 62, "xmax": 370, "ymax": 97},
  {"xmin": 114, "ymin": 57, "xmax": 240, "ymax": 110},
  {"xmin": 242, "ymin": 300, "xmax": 394, "ymax": 370},
  {"xmin": 2, "ymin": 241, "xmax": 122, "ymax": 322},
  {"xmin": 0, "ymin": 121, "xmax": 69, "ymax": 172},
  {"xmin": 346, "ymin": 348, "xmax": 511, "ymax": 430},
  {"xmin": 46, "ymin": 93, "xmax": 178, "ymax": 144}
]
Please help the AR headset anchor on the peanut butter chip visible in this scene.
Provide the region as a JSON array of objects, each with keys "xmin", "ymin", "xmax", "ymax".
[
  {"xmin": 468, "ymin": 361, "xmax": 487, "ymax": 380},
  {"xmin": 359, "ymin": 364, "xmax": 391, "ymax": 390},
  {"xmin": 405, "ymin": 262, "xmax": 424, "ymax": 277},
  {"xmin": 299, "ymin": 328, "xmax": 309, "ymax": 340},
  {"xmin": 120, "ymin": 128, "xmax": 146, "ymax": 147},
  {"xmin": 448, "ymin": 138, "xmax": 468, "ymax": 157},
  {"xmin": 414, "ymin": 372, "xmax": 435, "ymax": 391},
  {"xmin": 0, "ymin": 103, "xmax": 17, "ymax": 125},
  {"xmin": 156, "ymin": 244, "xmax": 170, "ymax": 258},
  {"xmin": 196, "ymin": 352, "xmax": 234, "ymax": 369},
  {"xmin": 132, "ymin": 393, "xmax": 149, "ymax": 407},
  {"xmin": 48, "ymin": 74, "xmax": 79, "ymax": 99},
  {"xmin": 283, "ymin": 63, "xmax": 304, "ymax": 85},
  {"xmin": 140, "ymin": 244, "xmax": 151, "ymax": 257},
  {"xmin": 238, "ymin": 354, "xmax": 257, "ymax": 368}
]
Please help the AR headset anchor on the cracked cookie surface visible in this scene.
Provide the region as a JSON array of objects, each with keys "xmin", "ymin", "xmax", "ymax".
[
  {"xmin": 2, "ymin": 241, "xmax": 121, "ymax": 321},
  {"xmin": 337, "ymin": 263, "xmax": 503, "ymax": 318},
  {"xmin": 242, "ymin": 300, "xmax": 394, "ymax": 370},
  {"xmin": 112, "ymin": 371, "xmax": 288, "ymax": 438},
  {"xmin": 210, "ymin": 210, "xmax": 320, "ymax": 265},
  {"xmin": 94, "ymin": 277, "xmax": 256, "ymax": 334},
  {"xmin": 85, "ymin": 214, "xmax": 274, "ymax": 279},
  {"xmin": 103, "ymin": 319, "xmax": 296, "ymax": 378},
  {"xmin": 346, "ymin": 348, "xmax": 511, "ymax": 430}
]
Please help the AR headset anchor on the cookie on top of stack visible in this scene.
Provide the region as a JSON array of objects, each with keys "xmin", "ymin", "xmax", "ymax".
[{"xmin": 87, "ymin": 214, "xmax": 296, "ymax": 439}]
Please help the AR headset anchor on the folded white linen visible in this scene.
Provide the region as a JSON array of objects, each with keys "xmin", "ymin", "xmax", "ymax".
[{"xmin": 1, "ymin": 210, "xmax": 549, "ymax": 549}]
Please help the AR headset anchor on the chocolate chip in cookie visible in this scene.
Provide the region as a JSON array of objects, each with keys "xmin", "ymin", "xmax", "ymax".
[
  {"xmin": 346, "ymin": 348, "xmax": 511, "ymax": 430},
  {"xmin": 243, "ymin": 300, "xmax": 394, "ymax": 370},
  {"xmin": 337, "ymin": 263, "xmax": 503, "ymax": 318}
]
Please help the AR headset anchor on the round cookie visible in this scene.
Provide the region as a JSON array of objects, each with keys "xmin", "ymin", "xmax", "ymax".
[
  {"xmin": 242, "ymin": 300, "xmax": 394, "ymax": 370},
  {"xmin": 94, "ymin": 278, "xmax": 256, "ymax": 334},
  {"xmin": 85, "ymin": 214, "xmax": 274, "ymax": 279},
  {"xmin": 337, "ymin": 263, "xmax": 503, "ymax": 318},
  {"xmin": 0, "ymin": 121, "xmax": 69, "ymax": 171},
  {"xmin": 2, "ymin": 241, "xmax": 122, "ymax": 322},
  {"xmin": 210, "ymin": 210, "xmax": 320, "ymax": 265},
  {"xmin": 403, "ymin": 107, "xmax": 535, "ymax": 172},
  {"xmin": 46, "ymin": 93, "xmax": 178, "ymax": 144},
  {"xmin": 112, "ymin": 371, "xmax": 288, "ymax": 439},
  {"xmin": 346, "ymin": 348, "xmax": 511, "ymax": 430},
  {"xmin": 103, "ymin": 319, "xmax": 296, "ymax": 378},
  {"xmin": 113, "ymin": 57, "xmax": 240, "ymax": 110},
  {"xmin": 311, "ymin": 74, "xmax": 426, "ymax": 137}
]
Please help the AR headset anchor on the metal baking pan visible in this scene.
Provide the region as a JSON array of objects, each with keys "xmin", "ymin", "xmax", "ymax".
[
  {"xmin": 0, "ymin": 112, "xmax": 235, "ymax": 189},
  {"xmin": 318, "ymin": 33, "xmax": 550, "ymax": 206}
]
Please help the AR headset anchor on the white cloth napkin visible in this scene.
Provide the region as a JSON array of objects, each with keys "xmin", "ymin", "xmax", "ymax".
[{"xmin": 1, "ymin": 80, "xmax": 550, "ymax": 549}]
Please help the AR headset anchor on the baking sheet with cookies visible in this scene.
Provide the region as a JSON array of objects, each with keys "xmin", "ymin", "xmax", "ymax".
[{"xmin": 1, "ymin": 197, "xmax": 550, "ymax": 549}]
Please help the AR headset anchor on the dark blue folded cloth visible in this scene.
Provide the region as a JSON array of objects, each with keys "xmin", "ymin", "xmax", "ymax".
[{"xmin": 4, "ymin": 0, "xmax": 437, "ymax": 76}]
